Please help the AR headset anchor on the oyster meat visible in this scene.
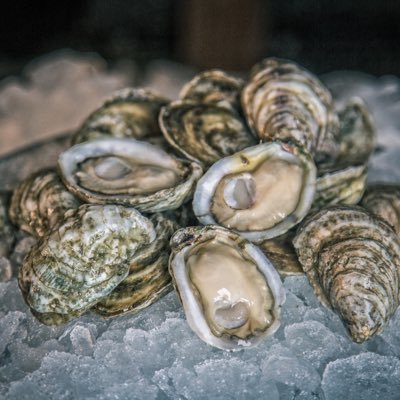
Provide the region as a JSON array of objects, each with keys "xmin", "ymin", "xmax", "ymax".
[
  {"xmin": 293, "ymin": 205, "xmax": 400, "ymax": 342},
  {"xmin": 169, "ymin": 225, "xmax": 285, "ymax": 350}
]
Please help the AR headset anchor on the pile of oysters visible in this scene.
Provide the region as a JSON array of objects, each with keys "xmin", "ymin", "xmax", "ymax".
[{"xmin": 2, "ymin": 57, "xmax": 400, "ymax": 351}]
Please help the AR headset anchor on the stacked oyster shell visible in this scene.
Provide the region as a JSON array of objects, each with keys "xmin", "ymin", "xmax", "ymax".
[{"xmin": 6, "ymin": 57, "xmax": 400, "ymax": 351}]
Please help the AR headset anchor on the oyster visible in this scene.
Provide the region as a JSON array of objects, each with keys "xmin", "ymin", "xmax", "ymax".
[
  {"xmin": 169, "ymin": 225, "xmax": 285, "ymax": 350},
  {"xmin": 193, "ymin": 141, "xmax": 316, "ymax": 241},
  {"xmin": 9, "ymin": 169, "xmax": 81, "ymax": 237},
  {"xmin": 0, "ymin": 192, "xmax": 15, "ymax": 257},
  {"xmin": 293, "ymin": 205, "xmax": 400, "ymax": 343},
  {"xmin": 159, "ymin": 100, "xmax": 257, "ymax": 168},
  {"xmin": 71, "ymin": 88, "xmax": 170, "ymax": 149},
  {"xmin": 361, "ymin": 184, "xmax": 400, "ymax": 235},
  {"xmin": 180, "ymin": 70, "xmax": 244, "ymax": 110},
  {"xmin": 19, "ymin": 204, "xmax": 156, "ymax": 325},
  {"xmin": 242, "ymin": 57, "xmax": 340, "ymax": 165},
  {"xmin": 59, "ymin": 138, "xmax": 203, "ymax": 213},
  {"xmin": 94, "ymin": 213, "xmax": 179, "ymax": 317}
]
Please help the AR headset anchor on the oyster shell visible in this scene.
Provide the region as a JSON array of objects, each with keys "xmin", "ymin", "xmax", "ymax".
[
  {"xmin": 193, "ymin": 141, "xmax": 316, "ymax": 241},
  {"xmin": 71, "ymin": 88, "xmax": 170, "ymax": 149},
  {"xmin": 9, "ymin": 169, "xmax": 81, "ymax": 237},
  {"xmin": 159, "ymin": 100, "xmax": 256, "ymax": 168},
  {"xmin": 361, "ymin": 184, "xmax": 400, "ymax": 235},
  {"xmin": 93, "ymin": 213, "xmax": 179, "ymax": 317},
  {"xmin": 19, "ymin": 204, "xmax": 156, "ymax": 325},
  {"xmin": 169, "ymin": 225, "xmax": 285, "ymax": 350},
  {"xmin": 293, "ymin": 205, "xmax": 400, "ymax": 343},
  {"xmin": 59, "ymin": 138, "xmax": 203, "ymax": 212},
  {"xmin": 0, "ymin": 192, "xmax": 15, "ymax": 257},
  {"xmin": 242, "ymin": 57, "xmax": 340, "ymax": 165}
]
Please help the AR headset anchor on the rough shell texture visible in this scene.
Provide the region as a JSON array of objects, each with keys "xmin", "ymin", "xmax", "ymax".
[
  {"xmin": 19, "ymin": 204, "xmax": 156, "ymax": 325},
  {"xmin": 59, "ymin": 138, "xmax": 203, "ymax": 213},
  {"xmin": 169, "ymin": 225, "xmax": 285, "ymax": 350},
  {"xmin": 293, "ymin": 205, "xmax": 400, "ymax": 343},
  {"xmin": 9, "ymin": 169, "xmax": 81, "ymax": 237},
  {"xmin": 361, "ymin": 184, "xmax": 400, "ymax": 236},
  {"xmin": 193, "ymin": 141, "xmax": 316, "ymax": 242},
  {"xmin": 71, "ymin": 88, "xmax": 170, "ymax": 149},
  {"xmin": 0, "ymin": 192, "xmax": 15, "ymax": 257},
  {"xmin": 242, "ymin": 57, "xmax": 340, "ymax": 166},
  {"xmin": 159, "ymin": 100, "xmax": 256, "ymax": 168},
  {"xmin": 93, "ymin": 213, "xmax": 179, "ymax": 317}
]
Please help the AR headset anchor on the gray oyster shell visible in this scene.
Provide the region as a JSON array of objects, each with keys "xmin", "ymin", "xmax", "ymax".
[
  {"xmin": 59, "ymin": 138, "xmax": 203, "ymax": 213},
  {"xmin": 159, "ymin": 100, "xmax": 256, "ymax": 168},
  {"xmin": 19, "ymin": 204, "xmax": 156, "ymax": 325},
  {"xmin": 169, "ymin": 225, "xmax": 285, "ymax": 350},
  {"xmin": 71, "ymin": 88, "xmax": 170, "ymax": 149},
  {"xmin": 9, "ymin": 169, "xmax": 81, "ymax": 237},
  {"xmin": 93, "ymin": 213, "xmax": 179, "ymax": 317},
  {"xmin": 193, "ymin": 141, "xmax": 316, "ymax": 242},
  {"xmin": 293, "ymin": 205, "xmax": 400, "ymax": 343},
  {"xmin": 242, "ymin": 57, "xmax": 340, "ymax": 166},
  {"xmin": 0, "ymin": 192, "xmax": 15, "ymax": 257}
]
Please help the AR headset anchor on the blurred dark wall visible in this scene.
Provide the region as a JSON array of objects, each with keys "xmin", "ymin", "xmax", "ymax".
[{"xmin": 1, "ymin": 0, "xmax": 400, "ymax": 77}]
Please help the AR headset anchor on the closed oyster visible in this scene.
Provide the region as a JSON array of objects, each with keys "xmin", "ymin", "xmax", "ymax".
[
  {"xmin": 361, "ymin": 184, "xmax": 400, "ymax": 235},
  {"xmin": 59, "ymin": 138, "xmax": 203, "ymax": 212},
  {"xmin": 71, "ymin": 88, "xmax": 169, "ymax": 149},
  {"xmin": 94, "ymin": 213, "xmax": 179, "ymax": 317},
  {"xmin": 159, "ymin": 100, "xmax": 256, "ymax": 168},
  {"xmin": 242, "ymin": 57, "xmax": 340, "ymax": 165},
  {"xmin": 0, "ymin": 192, "xmax": 15, "ymax": 257},
  {"xmin": 180, "ymin": 70, "xmax": 244, "ymax": 110},
  {"xmin": 193, "ymin": 141, "xmax": 316, "ymax": 242},
  {"xmin": 169, "ymin": 225, "xmax": 285, "ymax": 350},
  {"xmin": 293, "ymin": 206, "xmax": 400, "ymax": 343},
  {"xmin": 9, "ymin": 169, "xmax": 81, "ymax": 237},
  {"xmin": 19, "ymin": 204, "xmax": 156, "ymax": 325}
]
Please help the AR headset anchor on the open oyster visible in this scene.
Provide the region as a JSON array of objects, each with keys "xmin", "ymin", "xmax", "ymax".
[
  {"xmin": 159, "ymin": 100, "xmax": 256, "ymax": 168},
  {"xmin": 19, "ymin": 204, "xmax": 156, "ymax": 325},
  {"xmin": 0, "ymin": 192, "xmax": 15, "ymax": 257},
  {"xmin": 59, "ymin": 138, "xmax": 203, "ymax": 212},
  {"xmin": 193, "ymin": 141, "xmax": 316, "ymax": 242},
  {"xmin": 9, "ymin": 169, "xmax": 81, "ymax": 237},
  {"xmin": 169, "ymin": 225, "xmax": 285, "ymax": 350},
  {"xmin": 71, "ymin": 88, "xmax": 170, "ymax": 149},
  {"xmin": 293, "ymin": 206, "xmax": 400, "ymax": 343},
  {"xmin": 242, "ymin": 57, "xmax": 340, "ymax": 165}
]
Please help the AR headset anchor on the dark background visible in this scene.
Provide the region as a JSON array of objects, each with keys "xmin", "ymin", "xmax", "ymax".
[{"xmin": 1, "ymin": 0, "xmax": 399, "ymax": 78}]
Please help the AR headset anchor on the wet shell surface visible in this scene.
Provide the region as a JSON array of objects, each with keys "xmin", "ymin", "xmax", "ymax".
[
  {"xmin": 93, "ymin": 213, "xmax": 178, "ymax": 317},
  {"xmin": 71, "ymin": 88, "xmax": 170, "ymax": 149},
  {"xmin": 159, "ymin": 100, "xmax": 256, "ymax": 168},
  {"xmin": 0, "ymin": 192, "xmax": 15, "ymax": 257},
  {"xmin": 169, "ymin": 225, "xmax": 285, "ymax": 350},
  {"xmin": 19, "ymin": 204, "xmax": 156, "ymax": 325},
  {"xmin": 9, "ymin": 169, "xmax": 81, "ymax": 237},
  {"xmin": 193, "ymin": 141, "xmax": 316, "ymax": 242},
  {"xmin": 242, "ymin": 57, "xmax": 340, "ymax": 165},
  {"xmin": 293, "ymin": 205, "xmax": 400, "ymax": 343},
  {"xmin": 59, "ymin": 138, "xmax": 203, "ymax": 212}
]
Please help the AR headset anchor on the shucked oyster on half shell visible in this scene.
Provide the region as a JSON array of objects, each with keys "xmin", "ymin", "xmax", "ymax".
[
  {"xmin": 169, "ymin": 225, "xmax": 285, "ymax": 351},
  {"xmin": 59, "ymin": 138, "xmax": 203, "ymax": 213},
  {"xmin": 193, "ymin": 141, "xmax": 316, "ymax": 242}
]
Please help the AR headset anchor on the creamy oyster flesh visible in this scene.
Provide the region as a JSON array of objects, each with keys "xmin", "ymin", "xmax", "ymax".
[
  {"xmin": 186, "ymin": 237, "xmax": 274, "ymax": 339},
  {"xmin": 211, "ymin": 158, "xmax": 303, "ymax": 231}
]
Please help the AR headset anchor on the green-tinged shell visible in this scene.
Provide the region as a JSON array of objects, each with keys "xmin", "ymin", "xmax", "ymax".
[
  {"xmin": 19, "ymin": 204, "xmax": 156, "ymax": 325},
  {"xmin": 258, "ymin": 230, "xmax": 303, "ymax": 277},
  {"xmin": 59, "ymin": 138, "xmax": 203, "ymax": 213},
  {"xmin": 71, "ymin": 88, "xmax": 170, "ymax": 148},
  {"xmin": 0, "ymin": 192, "xmax": 15, "ymax": 257},
  {"xmin": 193, "ymin": 141, "xmax": 316, "ymax": 242},
  {"xmin": 242, "ymin": 57, "xmax": 340, "ymax": 166},
  {"xmin": 180, "ymin": 70, "xmax": 244, "ymax": 110},
  {"xmin": 361, "ymin": 184, "xmax": 400, "ymax": 235},
  {"xmin": 169, "ymin": 225, "xmax": 285, "ymax": 350},
  {"xmin": 9, "ymin": 169, "xmax": 81, "ymax": 237},
  {"xmin": 159, "ymin": 100, "xmax": 256, "ymax": 169},
  {"xmin": 93, "ymin": 213, "xmax": 179, "ymax": 317},
  {"xmin": 293, "ymin": 205, "xmax": 400, "ymax": 343}
]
